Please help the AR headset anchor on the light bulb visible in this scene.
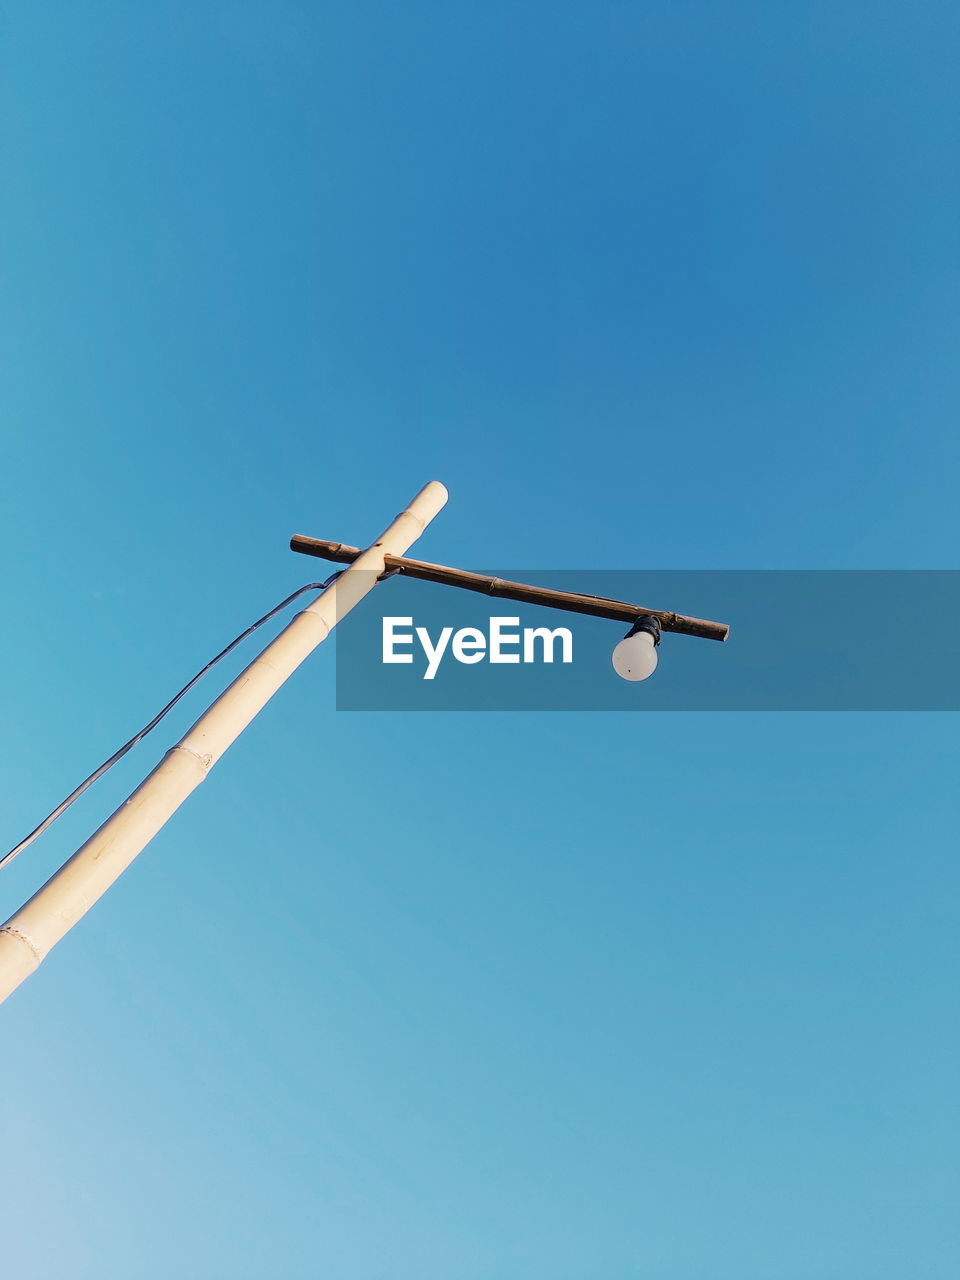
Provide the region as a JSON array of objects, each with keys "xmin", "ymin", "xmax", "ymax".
[{"xmin": 612, "ymin": 617, "xmax": 660, "ymax": 681}]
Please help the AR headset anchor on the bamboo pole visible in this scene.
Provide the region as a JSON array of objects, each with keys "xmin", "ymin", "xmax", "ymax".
[
  {"xmin": 289, "ymin": 536, "xmax": 730, "ymax": 641},
  {"xmin": 0, "ymin": 482, "xmax": 448, "ymax": 1003}
]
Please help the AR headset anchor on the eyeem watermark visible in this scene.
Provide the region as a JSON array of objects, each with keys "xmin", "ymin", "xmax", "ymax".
[
  {"xmin": 335, "ymin": 571, "xmax": 960, "ymax": 710},
  {"xmin": 383, "ymin": 616, "xmax": 574, "ymax": 679}
]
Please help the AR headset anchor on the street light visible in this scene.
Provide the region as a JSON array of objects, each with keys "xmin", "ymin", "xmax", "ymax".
[
  {"xmin": 0, "ymin": 482, "xmax": 730, "ymax": 1005},
  {"xmin": 288, "ymin": 536, "xmax": 729, "ymax": 681},
  {"xmin": 611, "ymin": 616, "xmax": 661, "ymax": 682}
]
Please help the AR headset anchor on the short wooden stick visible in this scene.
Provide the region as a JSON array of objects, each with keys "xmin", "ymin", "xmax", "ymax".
[{"xmin": 289, "ymin": 535, "xmax": 730, "ymax": 642}]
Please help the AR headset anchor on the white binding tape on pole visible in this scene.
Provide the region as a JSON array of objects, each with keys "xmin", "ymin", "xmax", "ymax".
[{"xmin": 0, "ymin": 481, "xmax": 448, "ymax": 1003}]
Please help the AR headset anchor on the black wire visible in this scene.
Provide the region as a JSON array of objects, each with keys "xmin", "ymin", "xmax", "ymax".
[{"xmin": 0, "ymin": 573, "xmax": 342, "ymax": 871}]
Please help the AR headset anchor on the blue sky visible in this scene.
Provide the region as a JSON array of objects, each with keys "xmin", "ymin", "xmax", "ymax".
[{"xmin": 1, "ymin": 3, "xmax": 957, "ymax": 1277}]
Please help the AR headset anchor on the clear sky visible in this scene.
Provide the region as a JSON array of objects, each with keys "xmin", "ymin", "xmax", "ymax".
[{"xmin": 1, "ymin": 3, "xmax": 957, "ymax": 1277}]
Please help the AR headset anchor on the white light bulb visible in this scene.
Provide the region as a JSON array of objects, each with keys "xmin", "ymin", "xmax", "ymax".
[{"xmin": 612, "ymin": 629, "xmax": 659, "ymax": 681}]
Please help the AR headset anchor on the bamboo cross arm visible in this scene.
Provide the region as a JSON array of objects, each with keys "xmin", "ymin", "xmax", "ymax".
[{"xmin": 289, "ymin": 536, "xmax": 730, "ymax": 642}]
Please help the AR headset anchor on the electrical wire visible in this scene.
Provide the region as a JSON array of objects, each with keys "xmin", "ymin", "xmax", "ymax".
[{"xmin": 0, "ymin": 573, "xmax": 342, "ymax": 871}]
